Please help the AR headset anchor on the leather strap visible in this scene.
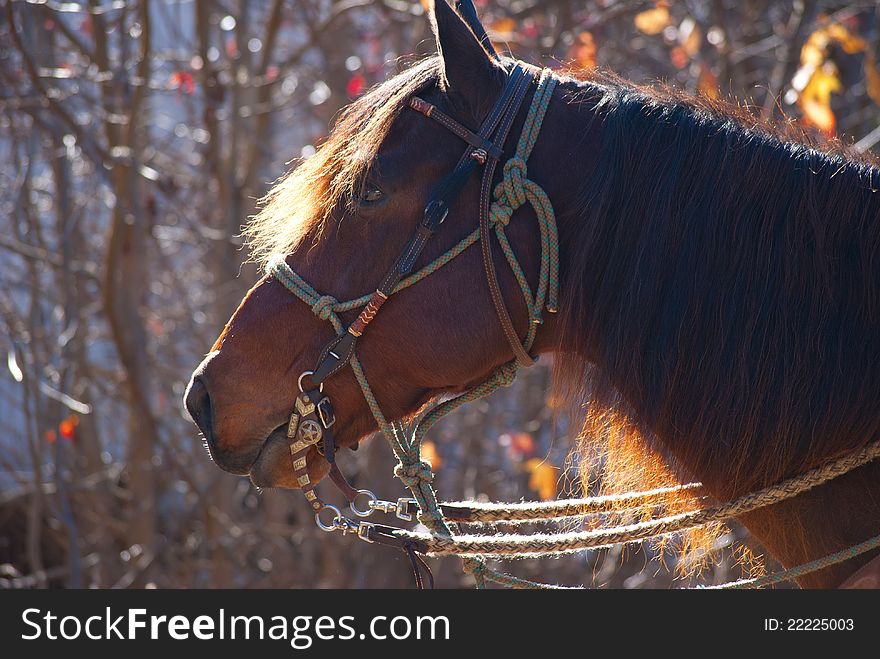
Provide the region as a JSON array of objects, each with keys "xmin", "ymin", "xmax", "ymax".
[
  {"xmin": 409, "ymin": 97, "xmax": 503, "ymax": 160},
  {"xmin": 410, "ymin": 64, "xmax": 539, "ymax": 367},
  {"xmin": 478, "ymin": 69, "xmax": 537, "ymax": 367}
]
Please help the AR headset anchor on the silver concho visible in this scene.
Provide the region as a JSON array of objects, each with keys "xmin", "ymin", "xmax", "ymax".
[{"xmin": 298, "ymin": 419, "xmax": 323, "ymax": 445}]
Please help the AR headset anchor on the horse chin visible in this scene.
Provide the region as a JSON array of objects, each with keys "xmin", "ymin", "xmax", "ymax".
[{"xmin": 248, "ymin": 425, "xmax": 329, "ymax": 489}]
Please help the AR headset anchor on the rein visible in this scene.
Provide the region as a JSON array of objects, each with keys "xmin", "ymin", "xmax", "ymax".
[{"xmin": 267, "ymin": 61, "xmax": 880, "ymax": 589}]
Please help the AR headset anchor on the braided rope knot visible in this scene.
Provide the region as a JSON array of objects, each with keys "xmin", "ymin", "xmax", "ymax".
[
  {"xmin": 501, "ymin": 156, "xmax": 528, "ymax": 206},
  {"xmin": 496, "ymin": 363, "xmax": 518, "ymax": 388},
  {"xmin": 489, "ymin": 201, "xmax": 514, "ymax": 227},
  {"xmin": 310, "ymin": 295, "xmax": 337, "ymax": 320},
  {"xmin": 394, "ymin": 460, "xmax": 434, "ymax": 487},
  {"xmin": 490, "ymin": 156, "xmax": 530, "ymax": 229}
]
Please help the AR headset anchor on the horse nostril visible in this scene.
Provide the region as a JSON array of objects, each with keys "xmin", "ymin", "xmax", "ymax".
[{"xmin": 184, "ymin": 376, "xmax": 213, "ymax": 440}]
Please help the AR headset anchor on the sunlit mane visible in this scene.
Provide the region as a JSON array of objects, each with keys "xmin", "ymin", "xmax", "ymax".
[
  {"xmin": 244, "ymin": 58, "xmax": 441, "ymax": 264},
  {"xmin": 553, "ymin": 68, "xmax": 880, "ymax": 576}
]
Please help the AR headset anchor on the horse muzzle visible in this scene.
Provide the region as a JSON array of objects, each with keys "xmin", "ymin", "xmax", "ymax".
[{"xmin": 184, "ymin": 374, "xmax": 262, "ymax": 476}]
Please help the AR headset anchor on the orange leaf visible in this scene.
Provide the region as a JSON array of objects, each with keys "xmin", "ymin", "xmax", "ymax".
[
  {"xmin": 802, "ymin": 61, "xmax": 842, "ymax": 105},
  {"xmin": 570, "ymin": 31, "xmax": 596, "ymax": 70},
  {"xmin": 799, "ymin": 23, "xmax": 865, "ymax": 71},
  {"xmin": 679, "ymin": 18, "xmax": 702, "ymax": 57},
  {"xmin": 800, "ymin": 32, "xmax": 828, "ymax": 68},
  {"xmin": 59, "ymin": 418, "xmax": 76, "ymax": 440},
  {"xmin": 421, "ymin": 440, "xmax": 443, "ymax": 471},
  {"xmin": 490, "ymin": 17, "xmax": 516, "ymax": 38},
  {"xmin": 634, "ymin": 3, "xmax": 671, "ymax": 36},
  {"xmin": 800, "ymin": 98, "xmax": 837, "ymax": 136},
  {"xmin": 525, "ymin": 459, "xmax": 559, "ymax": 501},
  {"xmin": 865, "ymin": 49, "xmax": 880, "ymax": 106},
  {"xmin": 697, "ymin": 63, "xmax": 719, "ymax": 99},
  {"xmin": 669, "ymin": 46, "xmax": 689, "ymax": 69},
  {"xmin": 825, "ymin": 23, "xmax": 866, "ymax": 54},
  {"xmin": 512, "ymin": 432, "xmax": 535, "ymax": 458},
  {"xmin": 798, "ymin": 61, "xmax": 840, "ymax": 136}
]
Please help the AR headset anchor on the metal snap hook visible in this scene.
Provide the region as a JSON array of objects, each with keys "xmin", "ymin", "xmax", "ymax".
[
  {"xmin": 350, "ymin": 489, "xmax": 377, "ymax": 517},
  {"xmin": 298, "ymin": 371, "xmax": 324, "ymax": 393},
  {"xmin": 315, "ymin": 504, "xmax": 342, "ymax": 532}
]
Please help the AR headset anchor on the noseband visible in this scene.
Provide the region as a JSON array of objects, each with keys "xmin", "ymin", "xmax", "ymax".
[{"xmin": 268, "ymin": 62, "xmax": 559, "ymax": 543}]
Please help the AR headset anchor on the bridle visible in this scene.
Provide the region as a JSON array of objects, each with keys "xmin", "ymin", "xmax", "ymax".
[{"xmin": 268, "ymin": 61, "xmax": 559, "ymax": 568}]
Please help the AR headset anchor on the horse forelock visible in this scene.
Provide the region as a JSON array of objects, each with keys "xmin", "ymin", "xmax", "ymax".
[{"xmin": 243, "ymin": 57, "xmax": 442, "ymax": 264}]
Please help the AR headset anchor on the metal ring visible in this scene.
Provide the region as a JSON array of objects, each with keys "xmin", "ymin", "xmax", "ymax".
[
  {"xmin": 298, "ymin": 371, "xmax": 324, "ymax": 393},
  {"xmin": 315, "ymin": 504, "xmax": 342, "ymax": 532},
  {"xmin": 350, "ymin": 489, "xmax": 377, "ymax": 517}
]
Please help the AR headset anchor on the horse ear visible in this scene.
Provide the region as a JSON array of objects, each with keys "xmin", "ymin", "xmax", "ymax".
[{"xmin": 429, "ymin": 0, "xmax": 498, "ymax": 104}]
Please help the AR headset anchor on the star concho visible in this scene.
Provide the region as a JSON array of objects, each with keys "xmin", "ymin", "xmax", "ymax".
[{"xmin": 298, "ymin": 419, "xmax": 323, "ymax": 445}]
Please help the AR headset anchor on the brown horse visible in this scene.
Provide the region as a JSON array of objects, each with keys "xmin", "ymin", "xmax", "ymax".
[{"xmin": 185, "ymin": 1, "xmax": 880, "ymax": 587}]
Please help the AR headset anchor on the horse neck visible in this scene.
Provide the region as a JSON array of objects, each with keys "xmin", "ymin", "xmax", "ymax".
[{"xmin": 533, "ymin": 77, "xmax": 880, "ymax": 587}]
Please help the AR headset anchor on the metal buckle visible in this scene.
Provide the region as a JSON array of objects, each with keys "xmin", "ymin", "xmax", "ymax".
[
  {"xmin": 396, "ymin": 497, "xmax": 416, "ymax": 521},
  {"xmin": 316, "ymin": 396, "xmax": 335, "ymax": 429},
  {"xmin": 357, "ymin": 522, "xmax": 375, "ymax": 543}
]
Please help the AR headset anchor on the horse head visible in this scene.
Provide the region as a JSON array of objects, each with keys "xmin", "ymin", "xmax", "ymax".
[{"xmin": 184, "ymin": 0, "xmax": 559, "ymax": 491}]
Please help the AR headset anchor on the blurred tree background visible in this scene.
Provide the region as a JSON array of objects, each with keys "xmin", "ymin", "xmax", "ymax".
[{"xmin": 1, "ymin": 0, "xmax": 879, "ymax": 589}]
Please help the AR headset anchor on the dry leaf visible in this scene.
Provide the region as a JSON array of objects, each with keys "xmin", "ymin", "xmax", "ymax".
[
  {"xmin": 525, "ymin": 458, "xmax": 559, "ymax": 501},
  {"xmin": 669, "ymin": 46, "xmax": 689, "ymax": 69},
  {"xmin": 697, "ymin": 63, "xmax": 720, "ymax": 99},
  {"xmin": 634, "ymin": 2, "xmax": 671, "ymax": 36},
  {"xmin": 800, "ymin": 98, "xmax": 837, "ymax": 135},
  {"xmin": 800, "ymin": 32, "xmax": 828, "ymax": 68},
  {"xmin": 825, "ymin": 23, "xmax": 866, "ymax": 54},
  {"xmin": 490, "ymin": 17, "xmax": 517, "ymax": 38},
  {"xmin": 570, "ymin": 31, "xmax": 597, "ymax": 70},
  {"xmin": 800, "ymin": 22, "xmax": 865, "ymax": 69},
  {"xmin": 679, "ymin": 17, "xmax": 702, "ymax": 57},
  {"xmin": 420, "ymin": 440, "xmax": 443, "ymax": 471},
  {"xmin": 803, "ymin": 62, "xmax": 842, "ymax": 105},
  {"xmin": 798, "ymin": 62, "xmax": 841, "ymax": 135},
  {"xmin": 865, "ymin": 49, "xmax": 880, "ymax": 106}
]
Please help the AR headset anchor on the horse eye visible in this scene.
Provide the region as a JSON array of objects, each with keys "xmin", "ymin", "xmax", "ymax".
[{"xmin": 359, "ymin": 186, "xmax": 384, "ymax": 204}]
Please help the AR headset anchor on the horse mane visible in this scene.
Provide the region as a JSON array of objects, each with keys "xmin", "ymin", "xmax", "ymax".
[
  {"xmin": 552, "ymin": 68, "xmax": 880, "ymax": 569},
  {"xmin": 244, "ymin": 57, "xmax": 441, "ymax": 263}
]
